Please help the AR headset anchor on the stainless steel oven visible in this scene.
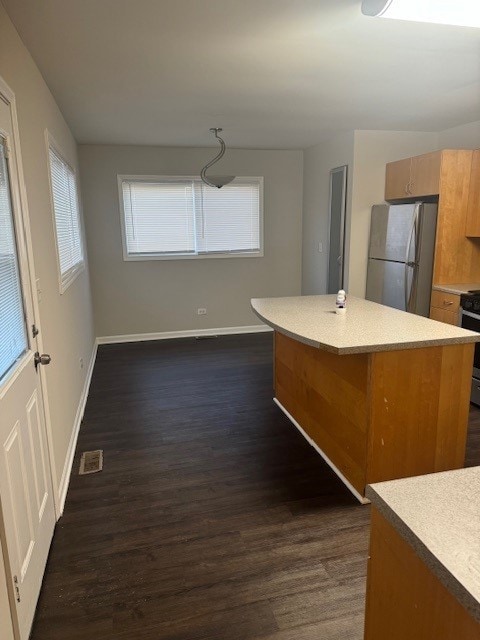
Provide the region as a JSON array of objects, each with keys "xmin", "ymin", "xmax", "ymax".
[{"xmin": 460, "ymin": 292, "xmax": 480, "ymax": 405}]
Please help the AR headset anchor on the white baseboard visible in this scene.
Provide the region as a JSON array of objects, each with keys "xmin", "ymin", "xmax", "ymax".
[
  {"xmin": 273, "ymin": 398, "xmax": 370, "ymax": 505},
  {"xmin": 57, "ymin": 340, "xmax": 98, "ymax": 516},
  {"xmin": 97, "ymin": 324, "xmax": 272, "ymax": 345}
]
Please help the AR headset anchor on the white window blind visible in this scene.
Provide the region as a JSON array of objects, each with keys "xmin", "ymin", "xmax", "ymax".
[
  {"xmin": 48, "ymin": 145, "xmax": 84, "ymax": 288},
  {"xmin": 0, "ymin": 138, "xmax": 28, "ymax": 382},
  {"xmin": 123, "ymin": 180, "xmax": 196, "ymax": 255},
  {"xmin": 120, "ymin": 177, "xmax": 263, "ymax": 259}
]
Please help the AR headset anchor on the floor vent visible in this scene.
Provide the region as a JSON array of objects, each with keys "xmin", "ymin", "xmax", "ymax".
[{"xmin": 79, "ymin": 450, "xmax": 103, "ymax": 475}]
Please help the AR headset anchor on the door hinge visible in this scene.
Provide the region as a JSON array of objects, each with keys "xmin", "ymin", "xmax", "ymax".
[
  {"xmin": 32, "ymin": 323, "xmax": 39, "ymax": 338},
  {"xmin": 13, "ymin": 575, "xmax": 20, "ymax": 603}
]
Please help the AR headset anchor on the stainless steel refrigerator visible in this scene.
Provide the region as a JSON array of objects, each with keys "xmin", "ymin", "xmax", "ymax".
[{"xmin": 365, "ymin": 203, "xmax": 437, "ymax": 316}]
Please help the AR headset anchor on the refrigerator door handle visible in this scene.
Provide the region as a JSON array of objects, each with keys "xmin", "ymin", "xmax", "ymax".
[
  {"xmin": 404, "ymin": 263, "xmax": 409, "ymax": 312},
  {"xmin": 408, "ymin": 263, "xmax": 419, "ymax": 312},
  {"xmin": 404, "ymin": 203, "xmax": 420, "ymax": 311},
  {"xmin": 404, "ymin": 262, "xmax": 415, "ymax": 312}
]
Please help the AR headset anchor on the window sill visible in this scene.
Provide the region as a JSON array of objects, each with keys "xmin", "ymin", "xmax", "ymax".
[
  {"xmin": 122, "ymin": 251, "xmax": 264, "ymax": 262},
  {"xmin": 59, "ymin": 262, "xmax": 85, "ymax": 294}
]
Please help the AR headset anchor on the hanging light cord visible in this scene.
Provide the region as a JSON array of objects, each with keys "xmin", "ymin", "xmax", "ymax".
[{"xmin": 201, "ymin": 128, "xmax": 227, "ymax": 188}]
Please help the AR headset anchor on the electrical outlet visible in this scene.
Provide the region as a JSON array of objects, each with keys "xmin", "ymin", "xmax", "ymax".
[
  {"xmin": 79, "ymin": 357, "xmax": 84, "ymax": 369},
  {"xmin": 197, "ymin": 308, "xmax": 207, "ymax": 315}
]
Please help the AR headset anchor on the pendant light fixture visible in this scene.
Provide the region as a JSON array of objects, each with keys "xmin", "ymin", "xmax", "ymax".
[
  {"xmin": 361, "ymin": 0, "xmax": 480, "ymax": 28},
  {"xmin": 200, "ymin": 128, "xmax": 235, "ymax": 189}
]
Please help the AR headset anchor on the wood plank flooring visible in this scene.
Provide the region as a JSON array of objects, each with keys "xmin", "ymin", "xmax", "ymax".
[{"xmin": 31, "ymin": 334, "xmax": 480, "ymax": 640}]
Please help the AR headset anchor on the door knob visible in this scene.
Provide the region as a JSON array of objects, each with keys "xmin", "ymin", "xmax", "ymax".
[{"xmin": 34, "ymin": 352, "xmax": 51, "ymax": 370}]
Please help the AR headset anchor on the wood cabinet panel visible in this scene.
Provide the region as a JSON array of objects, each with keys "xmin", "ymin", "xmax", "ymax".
[
  {"xmin": 466, "ymin": 149, "xmax": 480, "ymax": 237},
  {"xmin": 274, "ymin": 332, "xmax": 472, "ymax": 498},
  {"xmin": 433, "ymin": 150, "xmax": 478, "ymax": 283},
  {"xmin": 367, "ymin": 343, "xmax": 472, "ymax": 485},
  {"xmin": 410, "ymin": 151, "xmax": 441, "ymax": 197},
  {"xmin": 274, "ymin": 332, "xmax": 369, "ymax": 495},
  {"xmin": 385, "ymin": 157, "xmax": 411, "ymax": 200},
  {"xmin": 365, "ymin": 508, "xmax": 480, "ymax": 640}
]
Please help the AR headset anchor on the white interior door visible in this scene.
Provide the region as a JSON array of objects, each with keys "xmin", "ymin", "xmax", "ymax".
[{"xmin": 0, "ymin": 93, "xmax": 56, "ymax": 639}]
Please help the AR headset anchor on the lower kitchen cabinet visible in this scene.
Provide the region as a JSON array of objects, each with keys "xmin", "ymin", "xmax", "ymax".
[{"xmin": 430, "ymin": 290, "xmax": 460, "ymax": 325}]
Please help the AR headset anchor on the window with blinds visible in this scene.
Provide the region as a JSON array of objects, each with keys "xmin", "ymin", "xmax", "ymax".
[
  {"xmin": 0, "ymin": 138, "xmax": 28, "ymax": 382},
  {"xmin": 119, "ymin": 176, "xmax": 263, "ymax": 259},
  {"xmin": 48, "ymin": 144, "xmax": 84, "ymax": 290}
]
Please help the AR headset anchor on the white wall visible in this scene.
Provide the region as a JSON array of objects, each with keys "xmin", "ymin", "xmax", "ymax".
[
  {"xmin": 0, "ymin": 4, "xmax": 95, "ymax": 500},
  {"xmin": 302, "ymin": 132, "xmax": 354, "ymax": 295},
  {"xmin": 438, "ymin": 120, "xmax": 480, "ymax": 149},
  {"xmin": 348, "ymin": 130, "xmax": 438, "ymax": 297},
  {"xmin": 79, "ymin": 145, "xmax": 303, "ymax": 337}
]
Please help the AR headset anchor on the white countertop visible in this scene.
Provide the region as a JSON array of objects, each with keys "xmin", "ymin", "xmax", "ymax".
[
  {"xmin": 433, "ymin": 283, "xmax": 480, "ymax": 295},
  {"xmin": 250, "ymin": 295, "xmax": 480, "ymax": 355},
  {"xmin": 367, "ymin": 467, "xmax": 480, "ymax": 623}
]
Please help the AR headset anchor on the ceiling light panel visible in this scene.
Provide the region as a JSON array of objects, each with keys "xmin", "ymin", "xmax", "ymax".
[{"xmin": 362, "ymin": 0, "xmax": 480, "ymax": 28}]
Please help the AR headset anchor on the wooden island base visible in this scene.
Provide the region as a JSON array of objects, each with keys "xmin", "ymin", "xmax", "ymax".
[
  {"xmin": 273, "ymin": 331, "xmax": 474, "ymax": 502},
  {"xmin": 364, "ymin": 508, "xmax": 480, "ymax": 639}
]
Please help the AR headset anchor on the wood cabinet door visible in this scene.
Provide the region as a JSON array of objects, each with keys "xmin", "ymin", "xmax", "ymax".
[
  {"xmin": 410, "ymin": 151, "xmax": 441, "ymax": 197},
  {"xmin": 466, "ymin": 150, "xmax": 480, "ymax": 237},
  {"xmin": 429, "ymin": 307, "xmax": 459, "ymax": 325},
  {"xmin": 385, "ymin": 157, "xmax": 411, "ymax": 201}
]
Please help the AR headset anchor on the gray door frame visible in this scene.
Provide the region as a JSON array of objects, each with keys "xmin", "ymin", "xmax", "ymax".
[{"xmin": 327, "ymin": 165, "xmax": 348, "ymax": 294}]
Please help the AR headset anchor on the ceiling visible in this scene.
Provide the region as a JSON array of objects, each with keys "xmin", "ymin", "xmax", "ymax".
[{"xmin": 3, "ymin": 0, "xmax": 480, "ymax": 148}]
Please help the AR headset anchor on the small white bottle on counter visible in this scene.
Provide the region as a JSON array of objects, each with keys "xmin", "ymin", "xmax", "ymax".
[{"xmin": 336, "ymin": 289, "xmax": 347, "ymax": 314}]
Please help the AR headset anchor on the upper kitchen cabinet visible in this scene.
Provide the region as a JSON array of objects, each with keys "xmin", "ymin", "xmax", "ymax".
[
  {"xmin": 385, "ymin": 157, "xmax": 412, "ymax": 200},
  {"xmin": 410, "ymin": 151, "xmax": 441, "ymax": 197},
  {"xmin": 465, "ymin": 150, "xmax": 480, "ymax": 237},
  {"xmin": 385, "ymin": 151, "xmax": 441, "ymax": 200}
]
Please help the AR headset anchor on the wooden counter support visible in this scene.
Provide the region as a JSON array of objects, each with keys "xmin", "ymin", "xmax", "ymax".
[
  {"xmin": 274, "ymin": 331, "xmax": 473, "ymax": 500},
  {"xmin": 364, "ymin": 507, "xmax": 480, "ymax": 639}
]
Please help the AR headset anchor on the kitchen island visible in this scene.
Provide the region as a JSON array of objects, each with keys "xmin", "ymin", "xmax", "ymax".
[
  {"xmin": 365, "ymin": 468, "xmax": 480, "ymax": 639},
  {"xmin": 251, "ymin": 295, "xmax": 480, "ymax": 502}
]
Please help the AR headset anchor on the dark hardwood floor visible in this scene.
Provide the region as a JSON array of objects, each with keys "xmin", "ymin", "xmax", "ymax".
[{"xmin": 31, "ymin": 334, "xmax": 480, "ymax": 640}]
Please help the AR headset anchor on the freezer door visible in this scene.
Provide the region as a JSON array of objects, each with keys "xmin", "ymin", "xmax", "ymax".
[
  {"xmin": 366, "ymin": 258, "xmax": 414, "ymax": 311},
  {"xmin": 369, "ymin": 204, "xmax": 418, "ymax": 262}
]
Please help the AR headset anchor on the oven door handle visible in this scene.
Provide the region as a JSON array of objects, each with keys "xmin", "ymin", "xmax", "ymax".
[{"xmin": 462, "ymin": 310, "xmax": 480, "ymax": 321}]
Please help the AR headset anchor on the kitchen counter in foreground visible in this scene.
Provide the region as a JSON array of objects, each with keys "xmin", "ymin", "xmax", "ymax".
[
  {"xmin": 251, "ymin": 294, "xmax": 479, "ymax": 354},
  {"xmin": 251, "ymin": 295, "xmax": 480, "ymax": 502},
  {"xmin": 364, "ymin": 468, "xmax": 480, "ymax": 639}
]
